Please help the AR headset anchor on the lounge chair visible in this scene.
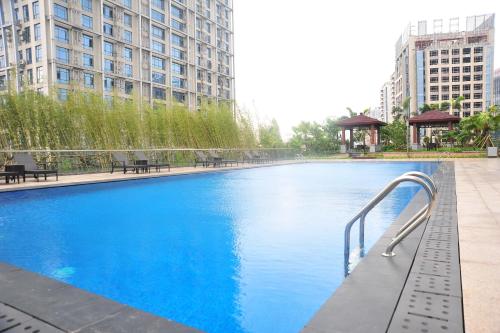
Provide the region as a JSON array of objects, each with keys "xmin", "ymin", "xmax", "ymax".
[
  {"xmin": 0, "ymin": 170, "xmax": 20, "ymax": 184},
  {"xmin": 111, "ymin": 152, "xmax": 141, "ymax": 174},
  {"xmin": 194, "ymin": 151, "xmax": 211, "ymax": 167},
  {"xmin": 244, "ymin": 151, "xmax": 265, "ymax": 164},
  {"xmin": 208, "ymin": 151, "xmax": 238, "ymax": 167},
  {"xmin": 12, "ymin": 153, "xmax": 58, "ymax": 182},
  {"xmin": 134, "ymin": 151, "xmax": 170, "ymax": 172}
]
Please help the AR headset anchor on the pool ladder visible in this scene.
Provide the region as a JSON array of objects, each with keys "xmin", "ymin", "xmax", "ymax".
[{"xmin": 343, "ymin": 171, "xmax": 437, "ymax": 277}]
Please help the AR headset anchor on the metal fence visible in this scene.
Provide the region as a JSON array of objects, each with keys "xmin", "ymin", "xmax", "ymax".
[{"xmin": 0, "ymin": 148, "xmax": 299, "ymax": 175}]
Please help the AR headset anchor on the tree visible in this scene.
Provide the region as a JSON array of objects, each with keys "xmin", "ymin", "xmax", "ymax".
[
  {"xmin": 259, "ymin": 119, "xmax": 284, "ymax": 148},
  {"xmin": 419, "ymin": 104, "xmax": 431, "ymax": 113},
  {"xmin": 381, "ymin": 119, "xmax": 407, "ymax": 150},
  {"xmin": 392, "ymin": 106, "xmax": 404, "ymax": 121},
  {"xmin": 440, "ymin": 101, "xmax": 450, "ymax": 111},
  {"xmin": 288, "ymin": 119, "xmax": 341, "ymax": 155},
  {"xmin": 346, "ymin": 107, "xmax": 356, "ymax": 117},
  {"xmin": 451, "ymin": 96, "xmax": 464, "ymax": 114}
]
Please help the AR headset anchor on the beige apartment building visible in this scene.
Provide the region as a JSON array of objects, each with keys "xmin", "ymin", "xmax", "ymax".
[
  {"xmin": 0, "ymin": 0, "xmax": 234, "ymax": 109},
  {"xmin": 379, "ymin": 77, "xmax": 395, "ymax": 123},
  {"xmin": 392, "ymin": 14, "xmax": 495, "ymax": 118}
]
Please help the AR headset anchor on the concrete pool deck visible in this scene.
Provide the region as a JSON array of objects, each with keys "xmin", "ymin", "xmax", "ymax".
[{"xmin": 0, "ymin": 159, "xmax": 499, "ymax": 332}]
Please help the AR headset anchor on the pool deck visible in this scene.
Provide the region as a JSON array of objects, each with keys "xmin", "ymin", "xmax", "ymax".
[
  {"xmin": 454, "ymin": 159, "xmax": 500, "ymax": 333},
  {"xmin": 1, "ymin": 158, "xmax": 499, "ymax": 332}
]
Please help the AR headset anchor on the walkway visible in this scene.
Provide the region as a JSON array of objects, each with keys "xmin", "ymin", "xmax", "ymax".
[{"xmin": 455, "ymin": 159, "xmax": 500, "ymax": 333}]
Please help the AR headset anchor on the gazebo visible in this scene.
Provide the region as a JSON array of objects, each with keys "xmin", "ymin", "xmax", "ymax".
[
  {"xmin": 409, "ymin": 110, "xmax": 461, "ymax": 149},
  {"xmin": 336, "ymin": 114, "xmax": 387, "ymax": 153}
]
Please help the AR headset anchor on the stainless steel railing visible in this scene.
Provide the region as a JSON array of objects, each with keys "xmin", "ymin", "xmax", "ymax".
[{"xmin": 344, "ymin": 172, "xmax": 437, "ymax": 277}]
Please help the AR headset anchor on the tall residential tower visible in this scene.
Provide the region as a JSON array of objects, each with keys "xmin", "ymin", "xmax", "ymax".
[
  {"xmin": 0, "ymin": 0, "xmax": 235, "ymax": 109},
  {"xmin": 392, "ymin": 14, "xmax": 495, "ymax": 117}
]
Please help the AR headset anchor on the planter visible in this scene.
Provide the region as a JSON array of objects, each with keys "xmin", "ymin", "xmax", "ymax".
[{"xmin": 487, "ymin": 147, "xmax": 498, "ymax": 158}]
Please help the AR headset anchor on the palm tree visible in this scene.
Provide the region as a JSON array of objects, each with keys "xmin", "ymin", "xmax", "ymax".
[
  {"xmin": 451, "ymin": 96, "xmax": 464, "ymax": 115},
  {"xmin": 457, "ymin": 105, "xmax": 499, "ymax": 148},
  {"xmin": 346, "ymin": 107, "xmax": 356, "ymax": 118}
]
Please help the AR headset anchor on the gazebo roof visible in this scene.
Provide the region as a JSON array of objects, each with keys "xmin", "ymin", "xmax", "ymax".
[
  {"xmin": 336, "ymin": 114, "xmax": 387, "ymax": 127},
  {"xmin": 409, "ymin": 110, "xmax": 461, "ymax": 125}
]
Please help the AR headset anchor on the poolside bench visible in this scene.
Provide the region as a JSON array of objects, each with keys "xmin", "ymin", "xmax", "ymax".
[
  {"xmin": 12, "ymin": 153, "xmax": 58, "ymax": 182},
  {"xmin": 134, "ymin": 152, "xmax": 170, "ymax": 172}
]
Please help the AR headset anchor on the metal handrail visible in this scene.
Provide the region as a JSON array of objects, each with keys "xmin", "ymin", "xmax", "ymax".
[{"xmin": 344, "ymin": 172, "xmax": 437, "ymax": 276}]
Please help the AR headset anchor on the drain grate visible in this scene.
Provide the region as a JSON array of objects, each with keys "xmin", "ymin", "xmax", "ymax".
[{"xmin": 0, "ymin": 304, "xmax": 63, "ymax": 333}]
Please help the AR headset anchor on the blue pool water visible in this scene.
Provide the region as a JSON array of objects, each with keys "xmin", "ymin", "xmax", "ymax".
[{"xmin": 0, "ymin": 162, "xmax": 437, "ymax": 333}]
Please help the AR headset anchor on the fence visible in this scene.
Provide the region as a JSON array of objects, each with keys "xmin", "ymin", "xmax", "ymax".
[{"xmin": 0, "ymin": 148, "xmax": 299, "ymax": 175}]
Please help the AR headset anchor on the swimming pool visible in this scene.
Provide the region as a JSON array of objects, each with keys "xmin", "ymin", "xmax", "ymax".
[{"xmin": 0, "ymin": 162, "xmax": 438, "ymax": 333}]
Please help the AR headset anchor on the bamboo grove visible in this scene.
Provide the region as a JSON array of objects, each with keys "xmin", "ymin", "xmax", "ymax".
[{"xmin": 0, "ymin": 90, "xmax": 257, "ymax": 150}]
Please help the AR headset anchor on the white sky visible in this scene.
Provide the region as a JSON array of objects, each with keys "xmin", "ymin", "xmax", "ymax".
[{"xmin": 234, "ymin": 0, "xmax": 500, "ymax": 139}]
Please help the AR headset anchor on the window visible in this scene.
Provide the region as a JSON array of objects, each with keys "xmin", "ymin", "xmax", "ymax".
[
  {"xmin": 172, "ymin": 76, "xmax": 186, "ymax": 88},
  {"xmin": 54, "ymin": 26, "xmax": 69, "ymax": 43},
  {"xmin": 124, "ymin": 64, "xmax": 132, "ymax": 77},
  {"xmin": 473, "ymin": 84, "xmax": 482, "ymax": 90},
  {"xmin": 32, "ymin": 1, "xmax": 40, "ymax": 19},
  {"xmin": 452, "ymin": 49, "xmax": 460, "ymax": 55},
  {"xmin": 463, "ymin": 75, "xmax": 471, "ymax": 81},
  {"xmin": 430, "ymin": 95, "xmax": 439, "ymax": 101},
  {"xmin": 58, "ymin": 88, "xmax": 68, "ymax": 101},
  {"xmin": 441, "ymin": 50, "xmax": 449, "ymax": 55},
  {"xmin": 124, "ymin": 13, "xmax": 132, "ymax": 27},
  {"xmin": 103, "ymin": 23, "xmax": 113, "ymax": 36},
  {"xmin": 463, "ymin": 66, "xmax": 471, "ymax": 73},
  {"xmin": 104, "ymin": 59, "xmax": 114, "ymax": 72},
  {"xmin": 36, "ymin": 66, "xmax": 43, "ymax": 83},
  {"xmin": 452, "ymin": 67, "xmax": 459, "ymax": 73},
  {"xmin": 151, "ymin": 10, "xmax": 165, "ymax": 22},
  {"xmin": 0, "ymin": 56, "xmax": 5, "ymax": 68},
  {"xmin": 452, "ymin": 57, "xmax": 460, "ymax": 64},
  {"xmin": 473, "ymin": 102, "xmax": 482, "ymax": 109},
  {"xmin": 56, "ymin": 67, "xmax": 70, "ymax": 84},
  {"xmin": 153, "ymin": 87, "xmax": 166, "ymax": 100},
  {"xmin": 152, "ymin": 0, "xmax": 165, "ymax": 9},
  {"xmin": 104, "ymin": 77, "xmax": 114, "ymax": 92},
  {"xmin": 32, "ymin": 24, "xmax": 41, "ymax": 41},
  {"xmin": 452, "ymin": 85, "xmax": 460, "ymax": 92},
  {"xmin": 463, "ymin": 84, "xmax": 470, "ymax": 91},
  {"xmin": 474, "ymin": 47, "xmax": 483, "ymax": 53},
  {"xmin": 84, "ymin": 73, "xmax": 94, "ymax": 88},
  {"xmin": 430, "ymin": 68, "xmax": 438, "ymax": 74},
  {"xmin": 171, "ymin": 34, "xmax": 184, "ymax": 47},
  {"xmin": 441, "ymin": 94, "xmax": 449, "ymax": 100},
  {"xmin": 152, "ymin": 40, "xmax": 165, "ymax": 53},
  {"xmin": 474, "ymin": 56, "xmax": 483, "ymax": 62},
  {"xmin": 429, "ymin": 59, "xmax": 438, "ymax": 65},
  {"xmin": 463, "ymin": 102, "xmax": 471, "ymax": 109},
  {"xmin": 22, "ymin": 26, "xmax": 31, "ymax": 43},
  {"xmin": 151, "ymin": 25, "xmax": 165, "ymax": 39},
  {"xmin": 441, "ymin": 86, "xmax": 449, "ymax": 92},
  {"xmin": 125, "ymin": 81, "xmax": 133, "ymax": 94},
  {"xmin": 171, "ymin": 5, "xmax": 184, "ymax": 19},
  {"xmin": 463, "ymin": 93, "xmax": 470, "ymax": 100},
  {"xmin": 104, "ymin": 41, "xmax": 113, "ymax": 55},
  {"xmin": 473, "ymin": 74, "xmax": 482, "ymax": 81},
  {"xmin": 171, "ymin": 19, "xmax": 185, "ymax": 31},
  {"xmin": 35, "ymin": 45, "xmax": 42, "ymax": 61},
  {"xmin": 103, "ymin": 5, "xmax": 113, "ymax": 19},
  {"xmin": 82, "ymin": 53, "xmax": 93, "ymax": 67},
  {"xmin": 123, "ymin": 0, "xmax": 132, "ymax": 9},
  {"xmin": 123, "ymin": 30, "xmax": 132, "ymax": 43},
  {"xmin": 171, "ymin": 48, "xmax": 185, "ymax": 60},
  {"xmin": 151, "ymin": 56, "xmax": 165, "ymax": 69},
  {"xmin": 474, "ymin": 65, "xmax": 483, "ymax": 72},
  {"xmin": 22, "ymin": 5, "xmax": 29, "ymax": 21},
  {"xmin": 473, "ymin": 93, "xmax": 482, "ymax": 99},
  {"xmin": 54, "ymin": 4, "xmax": 68, "ymax": 20},
  {"xmin": 442, "ymin": 76, "xmax": 449, "ymax": 83},
  {"xmin": 56, "ymin": 46, "xmax": 69, "ymax": 63},
  {"xmin": 441, "ymin": 68, "xmax": 449, "ymax": 74},
  {"xmin": 172, "ymin": 91, "xmax": 185, "ymax": 102},
  {"xmin": 430, "ymin": 77, "xmax": 438, "ymax": 83},
  {"xmin": 171, "ymin": 62, "xmax": 185, "ymax": 75},
  {"xmin": 430, "ymin": 86, "xmax": 439, "ymax": 93},
  {"xmin": 452, "ymin": 76, "xmax": 459, "ymax": 82},
  {"xmin": 463, "ymin": 48, "xmax": 471, "ymax": 55},
  {"xmin": 463, "ymin": 57, "xmax": 471, "ymax": 63},
  {"xmin": 82, "ymin": 34, "xmax": 93, "ymax": 48},
  {"xmin": 452, "ymin": 94, "xmax": 459, "ymax": 99},
  {"xmin": 123, "ymin": 47, "xmax": 132, "ymax": 61},
  {"xmin": 25, "ymin": 48, "xmax": 32, "ymax": 64},
  {"xmin": 152, "ymin": 72, "xmax": 166, "ymax": 84},
  {"xmin": 81, "ymin": 0, "xmax": 92, "ymax": 12},
  {"xmin": 82, "ymin": 14, "xmax": 93, "ymax": 29}
]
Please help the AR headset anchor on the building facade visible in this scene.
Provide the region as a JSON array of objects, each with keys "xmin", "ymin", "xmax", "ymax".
[
  {"xmin": 0, "ymin": 0, "xmax": 234, "ymax": 109},
  {"xmin": 392, "ymin": 14, "xmax": 495, "ymax": 118},
  {"xmin": 379, "ymin": 77, "xmax": 395, "ymax": 123},
  {"xmin": 495, "ymin": 68, "xmax": 500, "ymax": 106}
]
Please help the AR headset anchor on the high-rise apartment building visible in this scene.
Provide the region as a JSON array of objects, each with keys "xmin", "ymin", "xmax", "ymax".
[
  {"xmin": 0, "ymin": 0, "xmax": 234, "ymax": 109},
  {"xmin": 494, "ymin": 68, "xmax": 500, "ymax": 106},
  {"xmin": 392, "ymin": 14, "xmax": 495, "ymax": 117},
  {"xmin": 379, "ymin": 78, "xmax": 395, "ymax": 123}
]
